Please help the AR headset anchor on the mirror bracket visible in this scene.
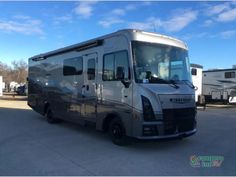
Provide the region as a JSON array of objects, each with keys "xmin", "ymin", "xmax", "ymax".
[{"xmin": 121, "ymin": 79, "xmax": 131, "ymax": 88}]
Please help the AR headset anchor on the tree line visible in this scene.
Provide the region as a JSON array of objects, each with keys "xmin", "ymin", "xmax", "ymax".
[{"xmin": 0, "ymin": 59, "xmax": 28, "ymax": 85}]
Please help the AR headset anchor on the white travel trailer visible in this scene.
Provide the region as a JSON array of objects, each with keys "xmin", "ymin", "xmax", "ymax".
[
  {"xmin": 203, "ymin": 67, "xmax": 236, "ymax": 104},
  {"xmin": 190, "ymin": 64, "xmax": 204, "ymax": 105},
  {"xmin": 28, "ymin": 29, "xmax": 197, "ymax": 145},
  {"xmin": 0, "ymin": 76, "xmax": 2, "ymax": 96}
]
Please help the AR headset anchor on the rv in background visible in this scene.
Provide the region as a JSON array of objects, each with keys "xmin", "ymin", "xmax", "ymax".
[
  {"xmin": 28, "ymin": 29, "xmax": 197, "ymax": 145},
  {"xmin": 203, "ymin": 66, "xmax": 236, "ymax": 104},
  {"xmin": 0, "ymin": 76, "xmax": 2, "ymax": 96},
  {"xmin": 190, "ymin": 64, "xmax": 205, "ymax": 106}
]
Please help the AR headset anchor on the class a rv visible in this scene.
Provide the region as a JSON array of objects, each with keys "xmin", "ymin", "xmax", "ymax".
[
  {"xmin": 28, "ymin": 29, "xmax": 197, "ymax": 145},
  {"xmin": 203, "ymin": 66, "xmax": 236, "ymax": 104},
  {"xmin": 190, "ymin": 64, "xmax": 205, "ymax": 106}
]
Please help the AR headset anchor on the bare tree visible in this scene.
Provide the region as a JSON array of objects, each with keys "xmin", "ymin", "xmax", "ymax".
[
  {"xmin": 0, "ymin": 61, "xmax": 12, "ymax": 84},
  {"xmin": 0, "ymin": 59, "xmax": 28, "ymax": 85},
  {"xmin": 11, "ymin": 59, "xmax": 28, "ymax": 84}
]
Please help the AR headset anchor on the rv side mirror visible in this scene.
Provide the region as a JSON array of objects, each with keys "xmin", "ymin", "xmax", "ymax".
[
  {"xmin": 116, "ymin": 66, "xmax": 131, "ymax": 88},
  {"xmin": 116, "ymin": 66, "xmax": 125, "ymax": 80}
]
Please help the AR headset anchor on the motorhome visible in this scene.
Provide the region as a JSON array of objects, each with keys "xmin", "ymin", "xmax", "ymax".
[
  {"xmin": 190, "ymin": 64, "xmax": 205, "ymax": 106},
  {"xmin": 203, "ymin": 66, "xmax": 236, "ymax": 104},
  {"xmin": 28, "ymin": 29, "xmax": 197, "ymax": 145}
]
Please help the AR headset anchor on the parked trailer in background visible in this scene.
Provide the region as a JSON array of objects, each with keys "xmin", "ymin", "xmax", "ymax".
[
  {"xmin": 28, "ymin": 29, "xmax": 197, "ymax": 145},
  {"xmin": 0, "ymin": 76, "xmax": 2, "ymax": 96},
  {"xmin": 190, "ymin": 64, "xmax": 205, "ymax": 106},
  {"xmin": 203, "ymin": 67, "xmax": 236, "ymax": 104}
]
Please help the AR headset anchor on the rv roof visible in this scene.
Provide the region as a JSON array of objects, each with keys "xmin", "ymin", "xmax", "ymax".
[
  {"xmin": 122, "ymin": 29, "xmax": 187, "ymax": 49},
  {"xmin": 30, "ymin": 29, "xmax": 187, "ymax": 61},
  {"xmin": 190, "ymin": 63, "xmax": 203, "ymax": 69},
  {"xmin": 203, "ymin": 68, "xmax": 236, "ymax": 73}
]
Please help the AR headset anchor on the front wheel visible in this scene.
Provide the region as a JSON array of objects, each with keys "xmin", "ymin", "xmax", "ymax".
[
  {"xmin": 109, "ymin": 118, "xmax": 129, "ymax": 146},
  {"xmin": 46, "ymin": 108, "xmax": 60, "ymax": 124}
]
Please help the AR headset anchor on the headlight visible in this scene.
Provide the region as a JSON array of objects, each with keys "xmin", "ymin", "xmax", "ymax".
[{"xmin": 141, "ymin": 95, "xmax": 155, "ymax": 121}]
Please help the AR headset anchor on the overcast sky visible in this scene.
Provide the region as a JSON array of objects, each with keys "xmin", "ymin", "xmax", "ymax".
[{"xmin": 0, "ymin": 1, "xmax": 236, "ymax": 70}]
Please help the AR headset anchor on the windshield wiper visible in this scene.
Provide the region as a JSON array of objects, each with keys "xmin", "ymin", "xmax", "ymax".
[
  {"xmin": 149, "ymin": 77, "xmax": 179, "ymax": 89},
  {"xmin": 182, "ymin": 80, "xmax": 195, "ymax": 89},
  {"xmin": 169, "ymin": 79, "xmax": 180, "ymax": 89}
]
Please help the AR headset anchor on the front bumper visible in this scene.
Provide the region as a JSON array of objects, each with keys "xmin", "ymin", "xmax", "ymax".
[
  {"xmin": 131, "ymin": 107, "xmax": 197, "ymax": 140},
  {"xmin": 136, "ymin": 128, "xmax": 197, "ymax": 140}
]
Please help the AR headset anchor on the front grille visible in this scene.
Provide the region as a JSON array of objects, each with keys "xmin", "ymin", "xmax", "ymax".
[
  {"xmin": 163, "ymin": 108, "xmax": 196, "ymax": 135},
  {"xmin": 143, "ymin": 125, "xmax": 159, "ymax": 136}
]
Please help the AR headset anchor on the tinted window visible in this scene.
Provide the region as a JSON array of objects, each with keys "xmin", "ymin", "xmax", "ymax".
[
  {"xmin": 103, "ymin": 54, "xmax": 115, "ymax": 81},
  {"xmin": 191, "ymin": 68, "xmax": 197, "ymax": 76},
  {"xmin": 87, "ymin": 59, "xmax": 95, "ymax": 80},
  {"xmin": 103, "ymin": 51, "xmax": 129, "ymax": 81},
  {"xmin": 63, "ymin": 57, "xmax": 83, "ymax": 76},
  {"xmin": 225, "ymin": 72, "xmax": 235, "ymax": 78}
]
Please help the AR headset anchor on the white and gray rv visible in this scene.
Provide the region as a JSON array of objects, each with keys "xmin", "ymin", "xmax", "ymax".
[
  {"xmin": 203, "ymin": 67, "xmax": 236, "ymax": 104},
  {"xmin": 190, "ymin": 64, "xmax": 205, "ymax": 106},
  {"xmin": 28, "ymin": 29, "xmax": 197, "ymax": 145}
]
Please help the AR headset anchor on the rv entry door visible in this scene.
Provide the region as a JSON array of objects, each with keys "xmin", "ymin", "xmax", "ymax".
[{"xmin": 82, "ymin": 53, "xmax": 97, "ymax": 120}]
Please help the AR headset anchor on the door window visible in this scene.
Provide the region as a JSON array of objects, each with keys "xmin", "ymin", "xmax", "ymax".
[{"xmin": 87, "ymin": 58, "xmax": 95, "ymax": 80}]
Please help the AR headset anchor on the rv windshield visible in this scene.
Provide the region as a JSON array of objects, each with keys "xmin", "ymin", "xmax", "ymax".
[{"xmin": 132, "ymin": 41, "xmax": 192, "ymax": 84}]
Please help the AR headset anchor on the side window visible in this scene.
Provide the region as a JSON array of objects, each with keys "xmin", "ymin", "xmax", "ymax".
[
  {"xmin": 63, "ymin": 57, "xmax": 83, "ymax": 76},
  {"xmin": 103, "ymin": 54, "xmax": 115, "ymax": 80},
  {"xmin": 115, "ymin": 51, "xmax": 129, "ymax": 80},
  {"xmin": 87, "ymin": 58, "xmax": 95, "ymax": 80},
  {"xmin": 225, "ymin": 72, "xmax": 235, "ymax": 78},
  {"xmin": 191, "ymin": 68, "xmax": 197, "ymax": 76},
  {"xmin": 103, "ymin": 51, "xmax": 129, "ymax": 81}
]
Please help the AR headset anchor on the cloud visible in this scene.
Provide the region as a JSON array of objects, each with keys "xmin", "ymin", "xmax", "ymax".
[
  {"xmin": 203, "ymin": 2, "xmax": 236, "ymax": 25},
  {"xmin": 98, "ymin": 17, "xmax": 124, "ymax": 28},
  {"xmin": 203, "ymin": 19, "xmax": 214, "ymax": 27},
  {"xmin": 220, "ymin": 29, "xmax": 236, "ymax": 38},
  {"xmin": 98, "ymin": 2, "xmax": 152, "ymax": 28},
  {"xmin": 232, "ymin": 1, "xmax": 236, "ymax": 7},
  {"xmin": 0, "ymin": 16, "xmax": 44, "ymax": 36},
  {"xmin": 181, "ymin": 32, "xmax": 208, "ymax": 41},
  {"xmin": 205, "ymin": 3, "xmax": 231, "ymax": 16},
  {"xmin": 111, "ymin": 8, "xmax": 126, "ymax": 16},
  {"xmin": 74, "ymin": 1, "xmax": 97, "ymax": 19},
  {"xmin": 54, "ymin": 15, "xmax": 73, "ymax": 25},
  {"xmin": 129, "ymin": 17, "xmax": 161, "ymax": 31},
  {"xmin": 129, "ymin": 22, "xmax": 152, "ymax": 31},
  {"xmin": 162, "ymin": 10, "xmax": 198, "ymax": 32},
  {"xmin": 128, "ymin": 9, "xmax": 198, "ymax": 32},
  {"xmin": 125, "ymin": 4, "xmax": 137, "ymax": 11},
  {"xmin": 217, "ymin": 8, "xmax": 236, "ymax": 22},
  {"xmin": 13, "ymin": 15, "xmax": 32, "ymax": 20}
]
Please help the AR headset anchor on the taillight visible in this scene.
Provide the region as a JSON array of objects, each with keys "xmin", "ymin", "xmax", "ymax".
[{"xmin": 141, "ymin": 95, "xmax": 155, "ymax": 121}]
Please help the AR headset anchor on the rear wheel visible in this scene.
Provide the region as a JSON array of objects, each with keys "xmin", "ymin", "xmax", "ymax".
[
  {"xmin": 109, "ymin": 117, "xmax": 128, "ymax": 146},
  {"xmin": 46, "ymin": 107, "xmax": 60, "ymax": 124}
]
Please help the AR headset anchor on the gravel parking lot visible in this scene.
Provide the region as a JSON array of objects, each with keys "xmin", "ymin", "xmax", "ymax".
[{"xmin": 0, "ymin": 99, "xmax": 236, "ymax": 176}]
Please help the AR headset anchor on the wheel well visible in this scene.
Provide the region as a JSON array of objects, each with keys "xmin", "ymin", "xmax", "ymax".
[
  {"xmin": 44, "ymin": 102, "xmax": 50, "ymax": 116},
  {"xmin": 102, "ymin": 113, "xmax": 119, "ymax": 132}
]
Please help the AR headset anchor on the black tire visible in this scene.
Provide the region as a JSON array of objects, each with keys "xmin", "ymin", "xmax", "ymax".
[
  {"xmin": 46, "ymin": 107, "xmax": 60, "ymax": 124},
  {"xmin": 108, "ymin": 117, "xmax": 129, "ymax": 146}
]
